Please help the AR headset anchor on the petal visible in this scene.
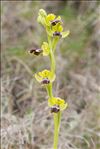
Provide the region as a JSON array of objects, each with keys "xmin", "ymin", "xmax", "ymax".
[
  {"xmin": 34, "ymin": 73, "xmax": 42, "ymax": 82},
  {"xmin": 58, "ymin": 24, "xmax": 63, "ymax": 32},
  {"xmin": 57, "ymin": 98, "xmax": 65, "ymax": 106},
  {"xmin": 60, "ymin": 103, "xmax": 68, "ymax": 111},
  {"xmin": 45, "ymin": 14, "xmax": 56, "ymax": 26},
  {"xmin": 52, "ymin": 23, "xmax": 63, "ymax": 32},
  {"xmin": 48, "ymin": 97, "xmax": 57, "ymax": 107},
  {"xmin": 42, "ymin": 69, "xmax": 50, "ymax": 77},
  {"xmin": 46, "ymin": 14, "xmax": 56, "ymax": 21},
  {"xmin": 61, "ymin": 30, "xmax": 70, "ymax": 38},
  {"xmin": 56, "ymin": 16, "xmax": 61, "ymax": 21}
]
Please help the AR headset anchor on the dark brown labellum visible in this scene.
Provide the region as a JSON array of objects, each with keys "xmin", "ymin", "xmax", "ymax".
[
  {"xmin": 34, "ymin": 49, "xmax": 42, "ymax": 55},
  {"xmin": 51, "ymin": 20, "xmax": 60, "ymax": 26},
  {"xmin": 41, "ymin": 78, "xmax": 50, "ymax": 84},
  {"xmin": 29, "ymin": 49, "xmax": 36, "ymax": 53},
  {"xmin": 51, "ymin": 105, "xmax": 60, "ymax": 113},
  {"xmin": 29, "ymin": 48, "xmax": 42, "ymax": 55},
  {"xmin": 53, "ymin": 32, "xmax": 62, "ymax": 37}
]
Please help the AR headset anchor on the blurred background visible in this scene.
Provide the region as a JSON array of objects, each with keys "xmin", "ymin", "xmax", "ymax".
[{"xmin": 1, "ymin": 1, "xmax": 100, "ymax": 149}]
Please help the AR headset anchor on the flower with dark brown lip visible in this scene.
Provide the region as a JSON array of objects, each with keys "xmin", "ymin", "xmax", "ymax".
[
  {"xmin": 29, "ymin": 48, "xmax": 42, "ymax": 56},
  {"xmin": 51, "ymin": 19, "xmax": 62, "ymax": 26},
  {"xmin": 41, "ymin": 78, "xmax": 50, "ymax": 84},
  {"xmin": 51, "ymin": 105, "xmax": 60, "ymax": 113},
  {"xmin": 35, "ymin": 69, "xmax": 56, "ymax": 84},
  {"xmin": 53, "ymin": 31, "xmax": 62, "ymax": 37},
  {"xmin": 48, "ymin": 97, "xmax": 68, "ymax": 112}
]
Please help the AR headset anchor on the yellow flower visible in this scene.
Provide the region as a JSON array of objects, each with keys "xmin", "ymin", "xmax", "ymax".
[
  {"xmin": 46, "ymin": 22, "xmax": 70, "ymax": 38},
  {"xmin": 46, "ymin": 14, "xmax": 56, "ymax": 23},
  {"xmin": 52, "ymin": 23, "xmax": 70, "ymax": 38},
  {"xmin": 51, "ymin": 16, "xmax": 62, "ymax": 26},
  {"xmin": 45, "ymin": 14, "xmax": 62, "ymax": 27},
  {"xmin": 52, "ymin": 22, "xmax": 63, "ymax": 32},
  {"xmin": 37, "ymin": 9, "xmax": 70, "ymax": 38},
  {"xmin": 48, "ymin": 97, "xmax": 68, "ymax": 112},
  {"xmin": 41, "ymin": 42, "xmax": 50, "ymax": 56},
  {"xmin": 35, "ymin": 69, "xmax": 56, "ymax": 84}
]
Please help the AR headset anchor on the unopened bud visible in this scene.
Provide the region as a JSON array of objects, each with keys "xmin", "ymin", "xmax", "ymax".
[{"xmin": 39, "ymin": 9, "xmax": 47, "ymax": 17}]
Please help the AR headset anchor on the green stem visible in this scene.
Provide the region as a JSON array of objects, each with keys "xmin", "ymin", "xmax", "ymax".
[
  {"xmin": 49, "ymin": 50, "xmax": 55, "ymax": 73},
  {"xmin": 53, "ymin": 112, "xmax": 61, "ymax": 149},
  {"xmin": 47, "ymin": 35, "xmax": 61, "ymax": 149},
  {"xmin": 48, "ymin": 36, "xmax": 56, "ymax": 73},
  {"xmin": 46, "ymin": 83, "xmax": 53, "ymax": 98},
  {"xmin": 52, "ymin": 37, "xmax": 59, "ymax": 52}
]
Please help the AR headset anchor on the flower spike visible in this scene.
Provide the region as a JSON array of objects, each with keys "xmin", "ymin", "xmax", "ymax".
[{"xmin": 28, "ymin": 9, "xmax": 70, "ymax": 149}]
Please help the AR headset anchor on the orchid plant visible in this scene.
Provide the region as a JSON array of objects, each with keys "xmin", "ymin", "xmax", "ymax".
[{"xmin": 29, "ymin": 9, "xmax": 70, "ymax": 149}]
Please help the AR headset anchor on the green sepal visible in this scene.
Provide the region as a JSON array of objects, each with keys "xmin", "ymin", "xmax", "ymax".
[{"xmin": 61, "ymin": 30, "xmax": 70, "ymax": 38}]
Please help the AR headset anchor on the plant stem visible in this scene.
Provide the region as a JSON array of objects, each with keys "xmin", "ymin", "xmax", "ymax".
[
  {"xmin": 52, "ymin": 37, "xmax": 59, "ymax": 52},
  {"xmin": 53, "ymin": 112, "xmax": 61, "ymax": 149},
  {"xmin": 46, "ymin": 83, "xmax": 53, "ymax": 98},
  {"xmin": 48, "ymin": 35, "xmax": 56, "ymax": 74},
  {"xmin": 49, "ymin": 50, "xmax": 55, "ymax": 73},
  {"xmin": 47, "ymin": 35, "xmax": 61, "ymax": 149}
]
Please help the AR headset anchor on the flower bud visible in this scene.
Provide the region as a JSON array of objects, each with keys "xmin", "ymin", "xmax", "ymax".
[{"xmin": 39, "ymin": 9, "xmax": 47, "ymax": 17}]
